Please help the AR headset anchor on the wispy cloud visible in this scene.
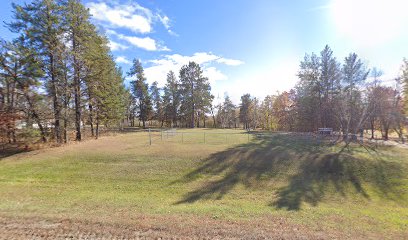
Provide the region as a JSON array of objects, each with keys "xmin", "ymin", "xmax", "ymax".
[
  {"xmin": 306, "ymin": 4, "xmax": 331, "ymax": 12},
  {"xmin": 157, "ymin": 14, "xmax": 170, "ymax": 30},
  {"xmin": 107, "ymin": 30, "xmax": 170, "ymax": 52},
  {"xmin": 115, "ymin": 56, "xmax": 131, "ymax": 64},
  {"xmin": 217, "ymin": 58, "xmax": 245, "ymax": 66},
  {"xmin": 157, "ymin": 14, "xmax": 179, "ymax": 36},
  {"xmin": 120, "ymin": 35, "xmax": 169, "ymax": 51}
]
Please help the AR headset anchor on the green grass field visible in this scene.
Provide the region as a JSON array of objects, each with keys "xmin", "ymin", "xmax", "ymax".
[{"xmin": 0, "ymin": 129, "xmax": 407, "ymax": 238}]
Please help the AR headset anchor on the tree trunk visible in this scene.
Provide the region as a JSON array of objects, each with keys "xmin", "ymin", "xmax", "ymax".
[
  {"xmin": 73, "ymin": 34, "xmax": 82, "ymax": 141},
  {"xmin": 17, "ymin": 82, "xmax": 47, "ymax": 143},
  {"xmin": 50, "ymin": 54, "xmax": 62, "ymax": 143},
  {"xmin": 383, "ymin": 124, "xmax": 389, "ymax": 140},
  {"xmin": 191, "ymin": 84, "xmax": 195, "ymax": 128},
  {"xmin": 89, "ymin": 104, "xmax": 94, "ymax": 137},
  {"xmin": 203, "ymin": 114, "xmax": 206, "ymax": 128},
  {"xmin": 95, "ymin": 112, "xmax": 99, "ymax": 139}
]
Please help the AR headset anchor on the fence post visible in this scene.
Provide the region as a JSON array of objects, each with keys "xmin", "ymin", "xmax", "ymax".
[{"xmin": 149, "ymin": 128, "xmax": 152, "ymax": 145}]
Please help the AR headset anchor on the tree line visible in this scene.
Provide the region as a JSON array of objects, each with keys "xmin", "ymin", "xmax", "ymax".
[
  {"xmin": 0, "ymin": 0, "xmax": 127, "ymax": 144},
  {"xmin": 216, "ymin": 46, "xmax": 407, "ymax": 142},
  {"xmin": 1, "ymin": 1, "xmax": 407, "ymax": 145},
  {"xmin": 126, "ymin": 60, "xmax": 213, "ymax": 129},
  {"xmin": 126, "ymin": 45, "xmax": 407, "ymax": 143}
]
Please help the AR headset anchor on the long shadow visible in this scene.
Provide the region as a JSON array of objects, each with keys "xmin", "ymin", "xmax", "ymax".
[{"xmin": 174, "ymin": 134, "xmax": 406, "ymax": 210}]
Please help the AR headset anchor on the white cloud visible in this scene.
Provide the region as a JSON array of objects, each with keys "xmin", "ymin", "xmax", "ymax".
[
  {"xmin": 217, "ymin": 58, "xmax": 245, "ymax": 66},
  {"xmin": 330, "ymin": 0, "xmax": 408, "ymax": 47},
  {"xmin": 108, "ymin": 40, "xmax": 129, "ymax": 51},
  {"xmin": 158, "ymin": 14, "xmax": 170, "ymax": 30},
  {"xmin": 115, "ymin": 56, "xmax": 131, "ymax": 65},
  {"xmin": 204, "ymin": 67, "xmax": 228, "ymax": 84},
  {"xmin": 143, "ymin": 52, "xmax": 244, "ymax": 86},
  {"xmin": 157, "ymin": 14, "xmax": 179, "ymax": 36},
  {"xmin": 87, "ymin": 2, "xmax": 153, "ymax": 34},
  {"xmin": 107, "ymin": 29, "xmax": 170, "ymax": 51},
  {"xmin": 162, "ymin": 52, "xmax": 243, "ymax": 66},
  {"xmin": 121, "ymin": 35, "xmax": 165, "ymax": 51},
  {"xmin": 88, "ymin": 2, "xmax": 177, "ymax": 37},
  {"xmin": 167, "ymin": 29, "xmax": 179, "ymax": 37},
  {"xmin": 167, "ymin": 52, "xmax": 219, "ymax": 65}
]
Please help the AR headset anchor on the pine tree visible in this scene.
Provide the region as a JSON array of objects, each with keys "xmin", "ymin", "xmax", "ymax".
[
  {"xmin": 296, "ymin": 52, "xmax": 321, "ymax": 131},
  {"xmin": 64, "ymin": 0, "xmax": 95, "ymax": 141},
  {"xmin": 239, "ymin": 94, "xmax": 252, "ymax": 129},
  {"xmin": 2, "ymin": 0, "xmax": 130, "ymax": 144},
  {"xmin": 163, "ymin": 71, "xmax": 180, "ymax": 127},
  {"xmin": 218, "ymin": 94, "xmax": 235, "ymax": 128},
  {"xmin": 1, "ymin": 38, "xmax": 49, "ymax": 142},
  {"xmin": 179, "ymin": 62, "xmax": 213, "ymax": 128},
  {"xmin": 83, "ymin": 31, "xmax": 126, "ymax": 138},
  {"xmin": 319, "ymin": 45, "xmax": 341, "ymax": 128},
  {"xmin": 150, "ymin": 81, "xmax": 164, "ymax": 127},
  {"xmin": 7, "ymin": 0, "xmax": 66, "ymax": 143},
  {"xmin": 337, "ymin": 53, "xmax": 369, "ymax": 140},
  {"xmin": 128, "ymin": 59, "xmax": 152, "ymax": 129}
]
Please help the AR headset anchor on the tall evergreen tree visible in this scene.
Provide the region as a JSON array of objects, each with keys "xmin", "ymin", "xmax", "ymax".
[
  {"xmin": 217, "ymin": 94, "xmax": 236, "ymax": 128},
  {"xmin": 239, "ymin": 94, "xmax": 252, "ymax": 129},
  {"xmin": 7, "ymin": 0, "xmax": 66, "ymax": 143},
  {"xmin": 64, "ymin": 0, "xmax": 94, "ymax": 141},
  {"xmin": 150, "ymin": 81, "xmax": 164, "ymax": 127},
  {"xmin": 128, "ymin": 59, "xmax": 152, "ymax": 129},
  {"xmin": 296, "ymin": 52, "xmax": 321, "ymax": 131},
  {"xmin": 337, "ymin": 53, "xmax": 370, "ymax": 140},
  {"xmin": 83, "ymin": 31, "xmax": 126, "ymax": 137},
  {"xmin": 0, "ymin": 38, "xmax": 47, "ymax": 142},
  {"xmin": 179, "ymin": 62, "xmax": 213, "ymax": 128},
  {"xmin": 163, "ymin": 71, "xmax": 180, "ymax": 127},
  {"xmin": 319, "ymin": 45, "xmax": 341, "ymax": 128}
]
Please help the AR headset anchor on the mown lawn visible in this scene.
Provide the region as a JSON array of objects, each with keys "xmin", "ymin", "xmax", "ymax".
[{"xmin": 0, "ymin": 129, "xmax": 407, "ymax": 238}]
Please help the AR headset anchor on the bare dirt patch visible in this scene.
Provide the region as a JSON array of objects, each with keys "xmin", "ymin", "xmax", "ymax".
[{"xmin": 0, "ymin": 214, "xmax": 398, "ymax": 240}]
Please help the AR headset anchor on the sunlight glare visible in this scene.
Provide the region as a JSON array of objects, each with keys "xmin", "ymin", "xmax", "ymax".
[{"xmin": 331, "ymin": 0, "xmax": 408, "ymax": 46}]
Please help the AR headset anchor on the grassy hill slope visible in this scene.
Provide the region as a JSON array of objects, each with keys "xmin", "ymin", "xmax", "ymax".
[{"xmin": 1, "ymin": 130, "xmax": 407, "ymax": 239}]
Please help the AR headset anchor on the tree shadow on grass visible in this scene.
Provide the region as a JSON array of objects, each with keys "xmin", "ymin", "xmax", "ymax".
[{"xmin": 174, "ymin": 134, "xmax": 406, "ymax": 210}]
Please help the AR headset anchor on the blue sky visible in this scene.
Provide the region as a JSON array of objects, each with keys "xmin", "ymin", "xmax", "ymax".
[{"xmin": 1, "ymin": 0, "xmax": 408, "ymax": 103}]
